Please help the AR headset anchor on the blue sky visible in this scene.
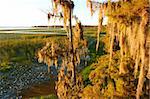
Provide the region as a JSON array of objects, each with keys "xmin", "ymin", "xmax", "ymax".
[{"xmin": 0, "ymin": 0, "xmax": 101, "ymax": 27}]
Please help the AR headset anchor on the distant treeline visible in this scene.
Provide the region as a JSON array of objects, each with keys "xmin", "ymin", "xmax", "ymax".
[{"xmin": 33, "ymin": 25, "xmax": 100, "ymax": 28}]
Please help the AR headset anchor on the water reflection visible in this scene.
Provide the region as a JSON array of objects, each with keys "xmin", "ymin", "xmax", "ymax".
[{"xmin": 20, "ymin": 81, "xmax": 56, "ymax": 98}]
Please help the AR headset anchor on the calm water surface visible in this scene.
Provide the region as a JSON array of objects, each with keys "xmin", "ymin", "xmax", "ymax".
[{"xmin": 20, "ymin": 81, "xmax": 56, "ymax": 98}]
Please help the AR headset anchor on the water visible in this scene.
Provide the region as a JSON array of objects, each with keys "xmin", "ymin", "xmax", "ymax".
[
  {"xmin": 20, "ymin": 81, "xmax": 56, "ymax": 98},
  {"xmin": 0, "ymin": 27, "xmax": 66, "ymax": 35}
]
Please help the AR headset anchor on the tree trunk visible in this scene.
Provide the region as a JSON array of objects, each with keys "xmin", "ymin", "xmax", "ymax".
[{"xmin": 68, "ymin": 5, "xmax": 76, "ymax": 84}]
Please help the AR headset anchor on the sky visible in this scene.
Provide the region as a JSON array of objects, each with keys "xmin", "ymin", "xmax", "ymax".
[{"xmin": 0, "ymin": 0, "xmax": 105, "ymax": 27}]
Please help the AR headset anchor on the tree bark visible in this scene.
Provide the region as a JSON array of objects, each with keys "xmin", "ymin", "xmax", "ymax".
[{"xmin": 68, "ymin": 3, "xmax": 76, "ymax": 84}]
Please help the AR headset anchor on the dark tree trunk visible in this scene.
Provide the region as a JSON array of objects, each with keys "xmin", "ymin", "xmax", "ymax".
[{"xmin": 68, "ymin": 3, "xmax": 76, "ymax": 84}]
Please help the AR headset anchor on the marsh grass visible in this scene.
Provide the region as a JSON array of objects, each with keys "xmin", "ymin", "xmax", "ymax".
[
  {"xmin": 0, "ymin": 33, "xmax": 65, "ymax": 72},
  {"xmin": 0, "ymin": 27, "xmax": 98, "ymax": 72}
]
